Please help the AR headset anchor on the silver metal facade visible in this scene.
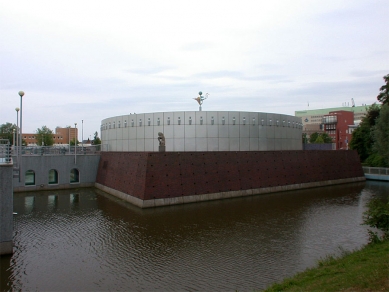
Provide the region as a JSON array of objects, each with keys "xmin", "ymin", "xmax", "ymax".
[{"xmin": 101, "ymin": 111, "xmax": 303, "ymax": 151}]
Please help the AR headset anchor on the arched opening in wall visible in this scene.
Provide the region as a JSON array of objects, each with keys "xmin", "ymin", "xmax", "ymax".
[
  {"xmin": 25, "ymin": 170, "xmax": 35, "ymax": 186},
  {"xmin": 70, "ymin": 168, "xmax": 80, "ymax": 183},
  {"xmin": 49, "ymin": 169, "xmax": 58, "ymax": 185}
]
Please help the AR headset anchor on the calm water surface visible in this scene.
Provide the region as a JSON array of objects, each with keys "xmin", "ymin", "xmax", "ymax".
[{"xmin": 1, "ymin": 181, "xmax": 388, "ymax": 291}]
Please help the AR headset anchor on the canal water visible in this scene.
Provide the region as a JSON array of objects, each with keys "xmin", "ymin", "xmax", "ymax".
[{"xmin": 1, "ymin": 181, "xmax": 387, "ymax": 291}]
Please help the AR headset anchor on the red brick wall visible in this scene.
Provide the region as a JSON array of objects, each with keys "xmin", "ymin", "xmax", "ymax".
[{"xmin": 96, "ymin": 150, "xmax": 364, "ymax": 200}]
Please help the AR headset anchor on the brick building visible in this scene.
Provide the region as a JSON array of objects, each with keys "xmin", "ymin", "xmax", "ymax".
[
  {"xmin": 23, "ymin": 127, "xmax": 78, "ymax": 146},
  {"xmin": 322, "ymin": 111, "xmax": 354, "ymax": 150}
]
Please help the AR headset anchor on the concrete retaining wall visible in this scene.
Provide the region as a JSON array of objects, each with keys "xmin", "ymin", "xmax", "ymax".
[
  {"xmin": 13, "ymin": 155, "xmax": 100, "ymax": 192},
  {"xmin": 0, "ymin": 162, "xmax": 13, "ymax": 255},
  {"xmin": 95, "ymin": 150, "xmax": 365, "ymax": 208}
]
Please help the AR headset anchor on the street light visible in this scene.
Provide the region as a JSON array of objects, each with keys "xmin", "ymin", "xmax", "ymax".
[
  {"xmin": 74, "ymin": 123, "xmax": 77, "ymax": 164},
  {"xmin": 15, "ymin": 107, "xmax": 19, "ymax": 158},
  {"xmin": 18, "ymin": 91, "xmax": 24, "ymax": 182},
  {"xmin": 82, "ymin": 120, "xmax": 84, "ymax": 153}
]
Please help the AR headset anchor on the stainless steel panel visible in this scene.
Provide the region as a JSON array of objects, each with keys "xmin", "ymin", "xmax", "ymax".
[
  {"xmin": 207, "ymin": 124, "xmax": 218, "ymax": 138},
  {"xmin": 229, "ymin": 138, "xmax": 239, "ymax": 151},
  {"xmin": 185, "ymin": 125, "xmax": 196, "ymax": 138},
  {"xmin": 195, "ymin": 138, "xmax": 207, "ymax": 151},
  {"xmin": 173, "ymin": 138, "xmax": 185, "ymax": 151},
  {"xmin": 185, "ymin": 138, "xmax": 196, "ymax": 151},
  {"xmin": 173, "ymin": 125, "xmax": 184, "ymax": 138},
  {"xmin": 218, "ymin": 125, "xmax": 229, "ymax": 138},
  {"xmin": 218, "ymin": 138, "xmax": 229, "ymax": 151},
  {"xmin": 249, "ymin": 138, "xmax": 259, "ymax": 151},
  {"xmin": 239, "ymin": 138, "xmax": 250, "ymax": 151},
  {"xmin": 207, "ymin": 138, "xmax": 218, "ymax": 151}
]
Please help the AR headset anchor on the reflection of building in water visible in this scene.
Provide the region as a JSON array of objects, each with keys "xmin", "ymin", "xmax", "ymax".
[{"xmin": 101, "ymin": 111, "xmax": 303, "ymax": 152}]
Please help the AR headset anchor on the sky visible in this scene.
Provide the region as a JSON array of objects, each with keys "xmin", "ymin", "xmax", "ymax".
[{"xmin": 1, "ymin": 0, "xmax": 388, "ymax": 140}]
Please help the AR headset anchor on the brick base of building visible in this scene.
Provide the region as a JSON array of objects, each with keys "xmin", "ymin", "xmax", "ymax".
[{"xmin": 95, "ymin": 150, "xmax": 365, "ymax": 208}]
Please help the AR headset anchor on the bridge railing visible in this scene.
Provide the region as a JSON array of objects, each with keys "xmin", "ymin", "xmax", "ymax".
[
  {"xmin": 18, "ymin": 145, "xmax": 101, "ymax": 156},
  {"xmin": 362, "ymin": 166, "xmax": 389, "ymax": 176},
  {"xmin": 0, "ymin": 139, "xmax": 12, "ymax": 164}
]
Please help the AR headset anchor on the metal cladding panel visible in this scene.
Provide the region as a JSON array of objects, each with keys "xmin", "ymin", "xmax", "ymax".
[
  {"xmin": 129, "ymin": 127, "xmax": 136, "ymax": 139},
  {"xmin": 228, "ymin": 111, "xmax": 239, "ymax": 126},
  {"xmin": 195, "ymin": 111, "xmax": 207, "ymax": 124},
  {"xmin": 195, "ymin": 138, "xmax": 207, "ymax": 151},
  {"xmin": 129, "ymin": 139, "xmax": 137, "ymax": 151},
  {"xmin": 274, "ymin": 139, "xmax": 283, "ymax": 150},
  {"xmin": 258, "ymin": 138, "xmax": 268, "ymax": 150},
  {"xmin": 154, "ymin": 112, "xmax": 164, "ymax": 126},
  {"xmin": 258, "ymin": 124, "xmax": 266, "ymax": 138},
  {"xmin": 164, "ymin": 124, "xmax": 174, "ymax": 139},
  {"xmin": 185, "ymin": 138, "xmax": 196, "ymax": 151},
  {"xmin": 219, "ymin": 113, "xmax": 228, "ymax": 125},
  {"xmin": 122, "ymin": 141, "xmax": 129, "ymax": 151},
  {"xmin": 185, "ymin": 125, "xmax": 196, "ymax": 138},
  {"xmin": 219, "ymin": 138, "xmax": 230, "ymax": 151},
  {"xmin": 122, "ymin": 126, "xmax": 129, "ymax": 139},
  {"xmin": 173, "ymin": 138, "xmax": 185, "ymax": 151},
  {"xmin": 136, "ymin": 139, "xmax": 145, "ymax": 151},
  {"xmin": 229, "ymin": 138, "xmax": 239, "ymax": 151},
  {"xmin": 195, "ymin": 124, "xmax": 207, "ymax": 137},
  {"xmin": 173, "ymin": 125, "xmax": 184, "ymax": 138},
  {"xmin": 229, "ymin": 124, "xmax": 239, "ymax": 138},
  {"xmin": 239, "ymin": 124, "xmax": 249, "ymax": 137},
  {"xmin": 267, "ymin": 138, "xmax": 275, "ymax": 150},
  {"xmin": 207, "ymin": 124, "xmax": 218, "ymax": 138},
  {"xmin": 173, "ymin": 112, "xmax": 184, "ymax": 125},
  {"xmin": 208, "ymin": 138, "xmax": 219, "ymax": 151},
  {"xmin": 136, "ymin": 125, "xmax": 145, "ymax": 139},
  {"xmin": 249, "ymin": 124, "xmax": 259, "ymax": 138},
  {"xmin": 185, "ymin": 111, "xmax": 196, "ymax": 125},
  {"xmin": 218, "ymin": 125, "xmax": 229, "ymax": 138},
  {"xmin": 144, "ymin": 126, "xmax": 153, "ymax": 139},
  {"xmin": 136, "ymin": 114, "xmax": 145, "ymax": 127},
  {"xmin": 240, "ymin": 138, "xmax": 250, "ymax": 151},
  {"xmin": 206, "ymin": 111, "xmax": 218, "ymax": 125},
  {"xmin": 116, "ymin": 141, "xmax": 123, "ymax": 151},
  {"xmin": 144, "ymin": 139, "xmax": 154, "ymax": 151},
  {"xmin": 266, "ymin": 124, "xmax": 275, "ymax": 139},
  {"xmin": 249, "ymin": 138, "xmax": 259, "ymax": 151},
  {"xmin": 111, "ymin": 140, "xmax": 117, "ymax": 151},
  {"xmin": 144, "ymin": 113, "xmax": 153, "ymax": 126},
  {"xmin": 165, "ymin": 138, "xmax": 174, "ymax": 151},
  {"xmin": 117, "ymin": 127, "xmax": 123, "ymax": 139}
]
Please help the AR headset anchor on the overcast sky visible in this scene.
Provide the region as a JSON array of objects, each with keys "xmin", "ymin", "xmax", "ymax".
[{"xmin": 1, "ymin": 0, "xmax": 388, "ymax": 140}]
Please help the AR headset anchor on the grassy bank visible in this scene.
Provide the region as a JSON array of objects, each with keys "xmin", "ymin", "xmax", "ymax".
[{"xmin": 263, "ymin": 240, "xmax": 389, "ymax": 292}]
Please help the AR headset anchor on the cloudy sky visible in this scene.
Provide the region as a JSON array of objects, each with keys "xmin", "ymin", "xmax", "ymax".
[{"xmin": 1, "ymin": 0, "xmax": 388, "ymax": 140}]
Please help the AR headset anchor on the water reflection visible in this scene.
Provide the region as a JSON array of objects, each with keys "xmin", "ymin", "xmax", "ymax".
[{"xmin": 1, "ymin": 181, "xmax": 387, "ymax": 291}]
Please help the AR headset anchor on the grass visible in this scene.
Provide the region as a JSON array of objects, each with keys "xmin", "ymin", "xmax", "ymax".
[{"xmin": 263, "ymin": 240, "xmax": 389, "ymax": 292}]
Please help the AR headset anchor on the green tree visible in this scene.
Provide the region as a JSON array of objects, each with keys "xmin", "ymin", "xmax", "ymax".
[
  {"xmin": 315, "ymin": 135, "xmax": 324, "ymax": 143},
  {"xmin": 320, "ymin": 132, "xmax": 333, "ymax": 143},
  {"xmin": 372, "ymin": 104, "xmax": 389, "ymax": 166},
  {"xmin": 363, "ymin": 197, "xmax": 389, "ymax": 243},
  {"xmin": 70, "ymin": 138, "xmax": 80, "ymax": 146},
  {"xmin": 93, "ymin": 131, "xmax": 101, "ymax": 145},
  {"xmin": 377, "ymin": 74, "xmax": 389, "ymax": 105},
  {"xmin": 309, "ymin": 132, "xmax": 319, "ymax": 144},
  {"xmin": 350, "ymin": 104, "xmax": 381, "ymax": 162},
  {"xmin": 0, "ymin": 122, "xmax": 17, "ymax": 144},
  {"xmin": 36, "ymin": 126, "xmax": 54, "ymax": 146}
]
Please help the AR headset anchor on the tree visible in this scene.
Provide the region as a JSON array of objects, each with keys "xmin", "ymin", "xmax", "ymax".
[
  {"xmin": 0, "ymin": 122, "xmax": 17, "ymax": 144},
  {"xmin": 372, "ymin": 104, "xmax": 389, "ymax": 166},
  {"xmin": 309, "ymin": 132, "xmax": 319, "ymax": 144},
  {"xmin": 377, "ymin": 74, "xmax": 389, "ymax": 105},
  {"xmin": 350, "ymin": 104, "xmax": 381, "ymax": 162},
  {"xmin": 36, "ymin": 126, "xmax": 54, "ymax": 146},
  {"xmin": 93, "ymin": 131, "xmax": 101, "ymax": 145},
  {"xmin": 70, "ymin": 138, "xmax": 80, "ymax": 146},
  {"xmin": 320, "ymin": 132, "xmax": 333, "ymax": 143}
]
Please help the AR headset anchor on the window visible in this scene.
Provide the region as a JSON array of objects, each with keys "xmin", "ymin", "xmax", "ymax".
[
  {"xmin": 25, "ymin": 170, "xmax": 35, "ymax": 186},
  {"xmin": 70, "ymin": 168, "xmax": 79, "ymax": 183},
  {"xmin": 49, "ymin": 169, "xmax": 58, "ymax": 185}
]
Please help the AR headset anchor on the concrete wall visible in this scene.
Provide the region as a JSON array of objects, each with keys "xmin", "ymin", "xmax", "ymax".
[
  {"xmin": 13, "ymin": 155, "xmax": 100, "ymax": 192},
  {"xmin": 0, "ymin": 162, "xmax": 13, "ymax": 255},
  {"xmin": 101, "ymin": 111, "xmax": 303, "ymax": 152},
  {"xmin": 95, "ymin": 150, "xmax": 365, "ymax": 208}
]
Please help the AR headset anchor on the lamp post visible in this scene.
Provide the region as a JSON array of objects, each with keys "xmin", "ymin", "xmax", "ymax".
[
  {"xmin": 18, "ymin": 91, "xmax": 24, "ymax": 182},
  {"xmin": 82, "ymin": 120, "xmax": 84, "ymax": 153},
  {"xmin": 74, "ymin": 123, "xmax": 77, "ymax": 164},
  {"xmin": 69, "ymin": 126, "xmax": 71, "ymax": 154},
  {"xmin": 13, "ymin": 129, "xmax": 15, "ymax": 152},
  {"xmin": 15, "ymin": 107, "xmax": 19, "ymax": 158}
]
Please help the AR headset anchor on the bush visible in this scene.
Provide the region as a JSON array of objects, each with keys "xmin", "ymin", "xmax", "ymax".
[
  {"xmin": 363, "ymin": 197, "xmax": 389, "ymax": 243},
  {"xmin": 365, "ymin": 153, "xmax": 388, "ymax": 167}
]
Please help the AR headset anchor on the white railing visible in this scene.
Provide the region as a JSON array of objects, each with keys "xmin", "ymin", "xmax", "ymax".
[
  {"xmin": 0, "ymin": 139, "xmax": 12, "ymax": 164},
  {"xmin": 362, "ymin": 166, "xmax": 389, "ymax": 176}
]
